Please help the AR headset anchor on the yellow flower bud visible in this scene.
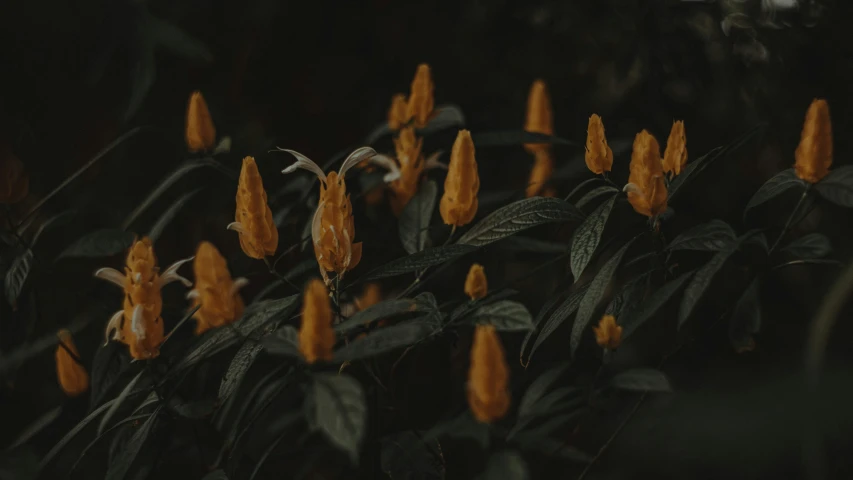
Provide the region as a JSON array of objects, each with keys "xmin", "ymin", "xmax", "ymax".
[
  {"xmin": 298, "ymin": 279, "xmax": 335, "ymax": 364},
  {"xmin": 526, "ymin": 149, "xmax": 555, "ymax": 198},
  {"xmin": 0, "ymin": 145, "xmax": 28, "ymax": 204},
  {"xmin": 467, "ymin": 325, "xmax": 510, "ymax": 423},
  {"xmin": 406, "ymin": 64, "xmax": 435, "ymax": 129},
  {"xmin": 390, "ymin": 127, "xmax": 425, "ymax": 216},
  {"xmin": 56, "ymin": 329, "xmax": 89, "ymax": 397},
  {"xmin": 185, "ymin": 91, "xmax": 216, "ymax": 153},
  {"xmin": 464, "ymin": 264, "xmax": 488, "ymax": 300},
  {"xmin": 230, "ymin": 156, "xmax": 279, "ymax": 259},
  {"xmin": 440, "ymin": 130, "xmax": 480, "ymax": 227},
  {"xmin": 794, "ymin": 98, "xmax": 832, "ymax": 184},
  {"xmin": 523, "ymin": 79, "xmax": 554, "ymax": 154},
  {"xmin": 662, "ymin": 120, "xmax": 688, "ymax": 176},
  {"xmin": 625, "ymin": 130, "xmax": 667, "ymax": 218},
  {"xmin": 593, "ymin": 314, "xmax": 622, "ymax": 350},
  {"xmin": 188, "ymin": 241, "xmax": 247, "ymax": 335},
  {"xmin": 584, "ymin": 114, "xmax": 614, "ymax": 175},
  {"xmin": 388, "ymin": 94, "xmax": 408, "ymax": 131}
]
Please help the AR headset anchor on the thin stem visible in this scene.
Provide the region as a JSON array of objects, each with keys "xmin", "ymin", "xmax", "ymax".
[
  {"xmin": 443, "ymin": 225, "xmax": 457, "ymax": 246},
  {"xmin": 263, "ymin": 257, "xmax": 299, "ymax": 292},
  {"xmin": 769, "ymin": 187, "xmax": 810, "ymax": 253},
  {"xmin": 577, "ymin": 392, "xmax": 646, "ymax": 480}
]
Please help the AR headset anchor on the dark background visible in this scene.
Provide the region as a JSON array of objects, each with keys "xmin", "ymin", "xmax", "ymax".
[{"xmin": 2, "ymin": 0, "xmax": 853, "ymax": 478}]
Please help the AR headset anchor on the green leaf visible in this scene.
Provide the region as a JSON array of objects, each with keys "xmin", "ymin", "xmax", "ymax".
[
  {"xmin": 511, "ymin": 434, "xmax": 592, "ymax": 463},
  {"xmin": 729, "ymin": 277, "xmax": 762, "ymax": 352},
  {"xmin": 261, "ymin": 325, "xmax": 300, "ymax": 358},
  {"xmin": 743, "ymin": 168, "xmax": 804, "ymax": 217},
  {"xmin": 667, "ymin": 219, "xmax": 736, "ymax": 252},
  {"xmin": 146, "ymin": 188, "xmax": 201, "ymax": 242},
  {"xmin": 335, "ymin": 297, "xmax": 438, "ymax": 336},
  {"xmin": 481, "ymin": 450, "xmax": 529, "ymax": 480},
  {"xmin": 678, "ymin": 232, "xmax": 757, "ymax": 327},
  {"xmin": 4, "ymin": 249, "xmax": 32, "ymax": 308},
  {"xmin": 669, "ymin": 123, "xmax": 766, "ymax": 202},
  {"xmin": 105, "ymin": 409, "xmax": 160, "ymax": 480},
  {"xmin": 467, "ymin": 300, "xmax": 534, "ymax": 331},
  {"xmin": 781, "ymin": 233, "xmax": 832, "ymax": 259},
  {"xmin": 458, "ymin": 197, "xmax": 582, "ymax": 247},
  {"xmin": 565, "ymin": 177, "xmax": 607, "ymax": 202},
  {"xmin": 334, "ymin": 322, "xmax": 436, "ymax": 362},
  {"xmin": 515, "ymin": 365, "xmax": 568, "ymax": 419},
  {"xmin": 309, "ymin": 373, "xmax": 367, "ymax": 465},
  {"xmin": 98, "ymin": 370, "xmax": 147, "ymax": 436},
  {"xmin": 219, "ymin": 342, "xmax": 265, "ymax": 401},
  {"xmin": 423, "ymin": 411, "xmax": 489, "ymax": 449},
  {"xmin": 571, "ymin": 237, "xmax": 638, "ymax": 356},
  {"xmin": 399, "ymin": 180, "xmax": 438, "ymax": 254},
  {"xmin": 571, "ymin": 194, "xmax": 617, "ymax": 281},
  {"xmin": 58, "ymin": 229, "xmax": 134, "ymax": 259},
  {"xmin": 124, "ymin": 49, "xmax": 155, "ymax": 121},
  {"xmin": 29, "ymin": 210, "xmax": 77, "ymax": 247},
  {"xmin": 604, "ymin": 274, "xmax": 648, "ymax": 317},
  {"xmin": 359, "ymin": 244, "xmax": 476, "ymax": 281},
  {"xmin": 471, "ymin": 130, "xmax": 574, "ymax": 148},
  {"xmin": 7, "ymin": 406, "xmax": 63, "ymax": 450},
  {"xmin": 380, "ymin": 431, "xmax": 446, "ymax": 480},
  {"xmin": 815, "ymin": 165, "xmax": 853, "ymax": 207},
  {"xmin": 526, "ymin": 286, "xmax": 589, "ymax": 365},
  {"xmin": 496, "ymin": 236, "xmax": 566, "ymax": 254},
  {"xmin": 609, "ymin": 368, "xmax": 672, "ymax": 392},
  {"xmin": 420, "ymin": 104, "xmax": 466, "ymax": 136},
  {"xmin": 201, "ymin": 469, "xmax": 229, "ymax": 480},
  {"xmin": 520, "ymin": 294, "xmax": 564, "ymax": 364},
  {"xmin": 620, "ymin": 270, "xmax": 695, "ymax": 341},
  {"xmin": 575, "ymin": 185, "xmax": 619, "ymax": 211},
  {"xmin": 510, "ymin": 407, "xmax": 588, "ymax": 443}
]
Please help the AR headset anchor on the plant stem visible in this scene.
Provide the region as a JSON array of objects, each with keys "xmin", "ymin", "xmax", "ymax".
[{"xmin": 769, "ymin": 186, "xmax": 810, "ymax": 253}]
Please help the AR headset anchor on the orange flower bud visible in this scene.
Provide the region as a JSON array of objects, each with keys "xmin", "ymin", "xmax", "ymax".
[
  {"xmin": 523, "ymin": 80, "xmax": 554, "ymax": 154},
  {"xmin": 388, "ymin": 94, "xmax": 408, "ymax": 131},
  {"xmin": 464, "ymin": 264, "xmax": 488, "ymax": 300},
  {"xmin": 662, "ymin": 120, "xmax": 687, "ymax": 176},
  {"xmin": 794, "ymin": 98, "xmax": 832, "ymax": 184},
  {"xmin": 406, "ymin": 64, "xmax": 435, "ymax": 129},
  {"xmin": 298, "ymin": 279, "xmax": 335, "ymax": 363},
  {"xmin": 354, "ymin": 283, "xmax": 382, "ymax": 311},
  {"xmin": 624, "ymin": 130, "xmax": 667, "ymax": 218},
  {"xmin": 185, "ymin": 91, "xmax": 216, "ymax": 153},
  {"xmin": 584, "ymin": 114, "xmax": 614, "ymax": 175},
  {"xmin": 95, "ymin": 237, "xmax": 192, "ymax": 360},
  {"xmin": 281, "ymin": 147, "xmax": 375, "ymax": 284},
  {"xmin": 0, "ymin": 145, "xmax": 28, "ymax": 204},
  {"xmin": 593, "ymin": 315, "xmax": 622, "ymax": 350},
  {"xmin": 229, "ymin": 156, "xmax": 278, "ymax": 259},
  {"xmin": 389, "ymin": 127, "xmax": 425, "ymax": 216},
  {"xmin": 526, "ymin": 149, "xmax": 555, "ymax": 198},
  {"xmin": 467, "ymin": 325, "xmax": 510, "ymax": 423},
  {"xmin": 56, "ymin": 329, "xmax": 89, "ymax": 397},
  {"xmin": 188, "ymin": 241, "xmax": 248, "ymax": 335},
  {"xmin": 440, "ymin": 130, "xmax": 480, "ymax": 227}
]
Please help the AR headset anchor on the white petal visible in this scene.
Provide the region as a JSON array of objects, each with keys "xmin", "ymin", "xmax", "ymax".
[
  {"xmin": 342, "ymin": 228, "xmax": 352, "ymax": 269},
  {"xmin": 311, "ymin": 201, "xmax": 325, "ymax": 248},
  {"xmin": 338, "ymin": 146, "xmax": 378, "ymax": 178},
  {"xmin": 623, "ymin": 183, "xmax": 642, "ymax": 195},
  {"xmin": 230, "ymin": 277, "xmax": 249, "ymax": 296},
  {"xmin": 424, "ymin": 151, "xmax": 447, "ymax": 170},
  {"xmin": 213, "ymin": 136, "xmax": 232, "ymax": 155},
  {"xmin": 94, "ymin": 268, "xmax": 127, "ymax": 288},
  {"xmin": 368, "ymin": 154, "xmax": 402, "ymax": 182},
  {"xmin": 159, "ymin": 256, "xmax": 194, "ymax": 288},
  {"xmin": 226, "ymin": 221, "xmax": 246, "ymax": 233},
  {"xmin": 186, "ymin": 289, "xmax": 200, "ymax": 300},
  {"xmin": 134, "ymin": 272, "xmax": 142, "ymax": 284},
  {"xmin": 131, "ymin": 305, "xmax": 146, "ymax": 341},
  {"xmin": 278, "ymin": 148, "xmax": 328, "ymax": 184},
  {"xmin": 104, "ymin": 309, "xmax": 124, "ymax": 346}
]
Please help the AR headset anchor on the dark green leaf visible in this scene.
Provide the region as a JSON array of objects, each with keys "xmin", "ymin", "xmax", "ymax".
[
  {"xmin": 510, "ymin": 408, "xmax": 588, "ymax": 443},
  {"xmin": 511, "ymin": 434, "xmax": 592, "ymax": 463},
  {"xmin": 669, "ymin": 123, "xmax": 766, "ymax": 202},
  {"xmin": 520, "ymin": 294, "xmax": 564, "ymax": 364},
  {"xmin": 571, "ymin": 237, "xmax": 638, "ymax": 356},
  {"xmin": 575, "ymin": 185, "xmax": 619, "ymax": 211},
  {"xmin": 262, "ymin": 325, "xmax": 300, "ymax": 358},
  {"xmin": 420, "ymin": 104, "xmax": 466, "ymax": 136},
  {"xmin": 146, "ymin": 188, "xmax": 201, "ymax": 242},
  {"xmin": 39, "ymin": 398, "xmax": 123, "ymax": 471},
  {"xmin": 310, "ymin": 373, "xmax": 367, "ymax": 464},
  {"xmin": 99, "ymin": 370, "xmax": 147, "ymax": 436},
  {"xmin": 467, "ymin": 300, "xmax": 533, "ymax": 331},
  {"xmin": 609, "ymin": 368, "xmax": 672, "ymax": 392},
  {"xmin": 620, "ymin": 270, "xmax": 695, "ymax": 341},
  {"xmin": 667, "ymin": 219, "xmax": 736, "ymax": 252},
  {"xmin": 565, "ymin": 177, "xmax": 607, "ymax": 202},
  {"xmin": 58, "ymin": 229, "xmax": 134, "ymax": 260},
  {"xmin": 458, "ymin": 197, "xmax": 582, "ymax": 247},
  {"xmin": 781, "ymin": 233, "xmax": 832, "ymax": 259},
  {"xmin": 481, "ymin": 450, "xmax": 529, "ymax": 480},
  {"xmin": 124, "ymin": 49, "xmax": 155, "ymax": 121},
  {"xmin": 604, "ymin": 274, "xmax": 648, "ymax": 317},
  {"xmin": 516, "ymin": 365, "xmax": 568, "ymax": 419},
  {"xmin": 815, "ymin": 165, "xmax": 853, "ymax": 207},
  {"xmin": 147, "ymin": 14, "xmax": 214, "ymax": 62},
  {"xmin": 571, "ymin": 194, "xmax": 617, "ymax": 281},
  {"xmin": 399, "ymin": 180, "xmax": 438, "ymax": 254},
  {"xmin": 7, "ymin": 406, "xmax": 63, "ymax": 450},
  {"xmin": 423, "ymin": 412, "xmax": 489, "ymax": 448},
  {"xmin": 729, "ymin": 277, "xmax": 762, "ymax": 352},
  {"xmin": 105, "ymin": 409, "xmax": 160, "ymax": 480},
  {"xmin": 219, "ymin": 342, "xmax": 265, "ymax": 401},
  {"xmin": 518, "ymin": 388, "xmax": 583, "ymax": 422},
  {"xmin": 201, "ymin": 469, "xmax": 229, "ymax": 480},
  {"xmin": 743, "ymin": 168, "xmax": 804, "ymax": 217},
  {"xmin": 497, "ymin": 236, "xmax": 566, "ymax": 254},
  {"xmin": 29, "ymin": 210, "xmax": 77, "ymax": 247},
  {"xmin": 380, "ymin": 431, "xmax": 446, "ymax": 480},
  {"xmin": 472, "ymin": 130, "xmax": 574, "ymax": 148},
  {"xmin": 678, "ymin": 232, "xmax": 757, "ymax": 326},
  {"xmin": 4, "ymin": 249, "xmax": 32, "ymax": 307},
  {"xmin": 526, "ymin": 286, "xmax": 589, "ymax": 365},
  {"xmin": 336, "ymin": 298, "xmax": 438, "ymax": 336},
  {"xmin": 89, "ymin": 341, "xmax": 126, "ymax": 409},
  {"xmin": 360, "ymin": 244, "xmax": 476, "ymax": 281},
  {"xmin": 363, "ymin": 123, "xmax": 393, "ymax": 146},
  {"xmin": 170, "ymin": 398, "xmax": 216, "ymax": 419},
  {"xmin": 334, "ymin": 322, "xmax": 436, "ymax": 362}
]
